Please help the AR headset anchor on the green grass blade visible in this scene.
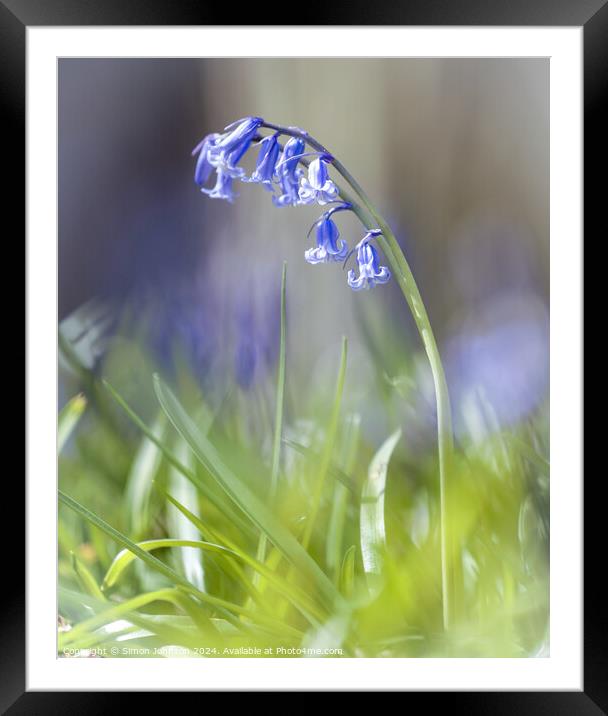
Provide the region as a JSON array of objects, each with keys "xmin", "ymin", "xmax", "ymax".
[
  {"xmin": 256, "ymin": 262, "xmax": 287, "ymax": 575},
  {"xmin": 327, "ymin": 483, "xmax": 349, "ymax": 583},
  {"xmin": 168, "ymin": 438, "xmax": 205, "ymax": 590},
  {"xmin": 165, "ymin": 492, "xmax": 325, "ymax": 625},
  {"xmin": 153, "ymin": 374, "xmax": 342, "ymax": 610},
  {"xmin": 58, "ymin": 490, "xmax": 255, "ymax": 631},
  {"xmin": 360, "ymin": 428, "xmax": 401, "ymax": 577},
  {"xmin": 70, "ymin": 551, "xmax": 106, "ymax": 602},
  {"xmin": 124, "ymin": 412, "xmax": 165, "ymax": 537},
  {"xmin": 326, "ymin": 413, "xmax": 361, "ymax": 581},
  {"xmin": 283, "ymin": 438, "xmax": 356, "ymax": 493},
  {"xmin": 58, "ymin": 393, "xmax": 86, "ymax": 453},
  {"xmin": 60, "ymin": 491, "xmax": 197, "ymax": 589},
  {"xmin": 163, "ymin": 490, "xmax": 270, "ymax": 612},
  {"xmin": 59, "ymin": 587, "xmax": 198, "ymax": 649},
  {"xmin": 301, "ymin": 336, "xmax": 348, "ymax": 550},
  {"xmin": 339, "ymin": 545, "xmax": 356, "ymax": 598},
  {"xmin": 58, "ymin": 516, "xmax": 80, "ymax": 555},
  {"xmin": 58, "ymin": 587, "xmax": 213, "ymax": 654},
  {"xmin": 102, "ymin": 538, "xmax": 248, "ymax": 591},
  {"xmin": 103, "ymin": 379, "xmax": 256, "ymax": 539}
]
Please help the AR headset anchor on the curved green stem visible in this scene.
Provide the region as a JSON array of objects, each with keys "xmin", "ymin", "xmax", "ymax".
[
  {"xmin": 337, "ymin": 175, "xmax": 457, "ymax": 632},
  {"xmin": 262, "ymin": 122, "xmax": 458, "ymax": 630},
  {"xmin": 262, "ymin": 122, "xmax": 460, "ymax": 630},
  {"xmin": 301, "ymin": 335, "xmax": 348, "ymax": 551}
]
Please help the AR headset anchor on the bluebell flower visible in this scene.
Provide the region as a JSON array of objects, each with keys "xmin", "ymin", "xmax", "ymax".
[
  {"xmin": 192, "ymin": 133, "xmax": 220, "ymax": 187},
  {"xmin": 298, "ymin": 157, "xmax": 339, "ymax": 205},
  {"xmin": 208, "ymin": 116, "xmax": 263, "ymax": 179},
  {"xmin": 201, "ymin": 169, "xmax": 236, "ymax": 202},
  {"xmin": 235, "ymin": 336, "xmax": 257, "ymax": 389},
  {"xmin": 216, "ymin": 116, "xmax": 263, "ymax": 154},
  {"xmin": 233, "ymin": 279, "xmax": 282, "ymax": 391},
  {"xmin": 273, "ymin": 136, "xmax": 306, "ymax": 207},
  {"xmin": 248, "ymin": 133, "xmax": 280, "ymax": 191},
  {"xmin": 305, "ymin": 216, "xmax": 348, "ymax": 264},
  {"xmin": 347, "ymin": 234, "xmax": 390, "ymax": 290}
]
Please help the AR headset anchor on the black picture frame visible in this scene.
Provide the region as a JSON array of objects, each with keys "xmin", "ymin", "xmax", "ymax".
[{"xmin": 7, "ymin": 0, "xmax": 597, "ymax": 709}]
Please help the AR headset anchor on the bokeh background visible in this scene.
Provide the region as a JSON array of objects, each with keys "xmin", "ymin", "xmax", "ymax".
[{"xmin": 59, "ymin": 57, "xmax": 549, "ymax": 446}]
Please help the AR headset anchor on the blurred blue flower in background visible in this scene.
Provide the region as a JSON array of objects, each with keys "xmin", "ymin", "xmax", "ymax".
[
  {"xmin": 441, "ymin": 217, "xmax": 550, "ymax": 435},
  {"xmin": 234, "ymin": 339, "xmax": 257, "ymax": 390},
  {"xmin": 146, "ymin": 288, "xmax": 219, "ymax": 388},
  {"xmin": 446, "ymin": 293, "xmax": 549, "ymax": 434},
  {"xmin": 232, "ymin": 278, "xmax": 281, "ymax": 391}
]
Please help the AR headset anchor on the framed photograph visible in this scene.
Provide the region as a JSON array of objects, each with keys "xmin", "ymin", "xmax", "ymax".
[{"xmin": 7, "ymin": 0, "xmax": 598, "ymax": 707}]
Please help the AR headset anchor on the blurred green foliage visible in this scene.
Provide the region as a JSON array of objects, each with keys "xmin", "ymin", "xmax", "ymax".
[{"xmin": 58, "ymin": 290, "xmax": 548, "ymax": 659}]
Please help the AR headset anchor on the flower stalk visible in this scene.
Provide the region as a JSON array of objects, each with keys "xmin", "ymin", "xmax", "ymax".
[
  {"xmin": 193, "ymin": 117, "xmax": 460, "ymax": 630},
  {"xmin": 335, "ymin": 175, "xmax": 457, "ymax": 632}
]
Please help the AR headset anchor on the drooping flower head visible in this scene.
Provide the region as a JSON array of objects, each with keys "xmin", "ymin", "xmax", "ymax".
[
  {"xmin": 248, "ymin": 133, "xmax": 281, "ymax": 190},
  {"xmin": 192, "ymin": 118, "xmax": 391, "ymax": 290},
  {"xmin": 298, "ymin": 157, "xmax": 339, "ymax": 206},
  {"xmin": 347, "ymin": 232, "xmax": 390, "ymax": 290},
  {"xmin": 273, "ymin": 136, "xmax": 306, "ymax": 207},
  {"xmin": 207, "ymin": 116, "xmax": 263, "ymax": 179},
  {"xmin": 201, "ymin": 169, "xmax": 236, "ymax": 203},
  {"xmin": 193, "ymin": 133, "xmax": 220, "ymax": 187},
  {"xmin": 305, "ymin": 215, "xmax": 348, "ymax": 264}
]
